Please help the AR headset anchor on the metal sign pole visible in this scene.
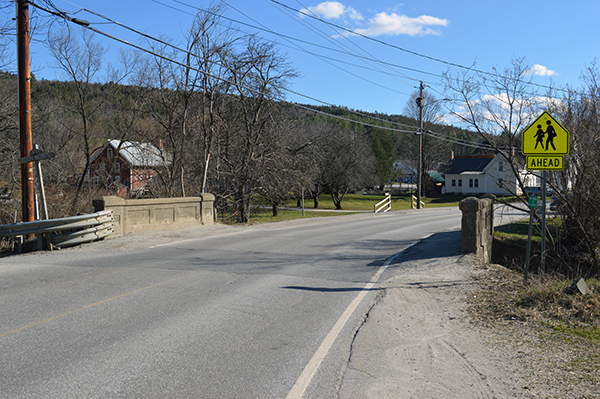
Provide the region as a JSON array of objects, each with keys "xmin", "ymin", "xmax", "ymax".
[
  {"xmin": 19, "ymin": 145, "xmax": 55, "ymax": 220},
  {"xmin": 524, "ymin": 195, "xmax": 538, "ymax": 285},
  {"xmin": 541, "ymin": 170, "xmax": 547, "ymax": 282}
]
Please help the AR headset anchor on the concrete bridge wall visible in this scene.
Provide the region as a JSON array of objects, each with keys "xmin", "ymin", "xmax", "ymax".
[{"xmin": 92, "ymin": 194, "xmax": 214, "ymax": 237}]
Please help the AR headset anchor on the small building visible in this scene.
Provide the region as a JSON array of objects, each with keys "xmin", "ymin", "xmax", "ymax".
[
  {"xmin": 394, "ymin": 160, "xmax": 416, "ymax": 184},
  {"xmin": 425, "ymin": 170, "xmax": 445, "ymax": 195},
  {"xmin": 89, "ymin": 139, "xmax": 170, "ymax": 198},
  {"xmin": 444, "ymin": 154, "xmax": 525, "ymax": 196}
]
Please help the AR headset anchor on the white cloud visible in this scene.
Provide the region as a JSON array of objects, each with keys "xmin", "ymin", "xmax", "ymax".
[
  {"xmin": 526, "ymin": 64, "xmax": 556, "ymax": 77},
  {"xmin": 355, "ymin": 12, "xmax": 449, "ymax": 37},
  {"xmin": 300, "ymin": 1, "xmax": 363, "ymax": 21}
]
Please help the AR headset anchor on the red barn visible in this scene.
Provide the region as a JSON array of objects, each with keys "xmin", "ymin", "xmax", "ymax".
[{"xmin": 89, "ymin": 140, "xmax": 170, "ymax": 198}]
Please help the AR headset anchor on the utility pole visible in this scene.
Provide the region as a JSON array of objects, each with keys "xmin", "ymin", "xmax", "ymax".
[
  {"xmin": 416, "ymin": 81, "xmax": 424, "ymax": 209},
  {"xmin": 17, "ymin": 0, "xmax": 35, "ymax": 222}
]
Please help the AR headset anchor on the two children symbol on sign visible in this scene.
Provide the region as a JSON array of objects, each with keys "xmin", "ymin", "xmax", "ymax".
[{"xmin": 533, "ymin": 120, "xmax": 558, "ymax": 151}]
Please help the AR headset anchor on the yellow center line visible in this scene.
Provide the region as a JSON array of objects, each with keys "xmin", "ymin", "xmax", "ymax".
[{"xmin": 0, "ymin": 272, "xmax": 195, "ymax": 339}]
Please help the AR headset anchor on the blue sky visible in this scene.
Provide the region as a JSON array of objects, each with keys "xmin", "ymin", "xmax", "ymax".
[{"xmin": 11, "ymin": 0, "xmax": 600, "ymax": 117}]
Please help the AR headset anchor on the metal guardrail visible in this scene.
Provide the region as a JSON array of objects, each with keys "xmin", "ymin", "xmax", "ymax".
[
  {"xmin": 374, "ymin": 193, "xmax": 391, "ymax": 213},
  {"xmin": 0, "ymin": 210, "xmax": 114, "ymax": 251}
]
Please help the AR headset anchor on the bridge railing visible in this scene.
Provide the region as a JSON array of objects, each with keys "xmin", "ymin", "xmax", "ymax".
[
  {"xmin": 0, "ymin": 210, "xmax": 114, "ymax": 252},
  {"xmin": 374, "ymin": 193, "xmax": 391, "ymax": 213}
]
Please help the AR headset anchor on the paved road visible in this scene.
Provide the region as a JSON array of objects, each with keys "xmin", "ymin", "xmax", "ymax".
[{"xmin": 0, "ymin": 207, "xmax": 520, "ymax": 398}]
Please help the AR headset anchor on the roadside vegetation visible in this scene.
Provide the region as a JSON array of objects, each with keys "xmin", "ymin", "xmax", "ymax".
[
  {"xmin": 467, "ymin": 215, "xmax": 600, "ymax": 396},
  {"xmin": 468, "ymin": 261, "xmax": 600, "ymax": 396}
]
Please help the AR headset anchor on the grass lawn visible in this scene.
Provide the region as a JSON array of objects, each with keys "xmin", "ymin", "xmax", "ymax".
[
  {"xmin": 285, "ymin": 193, "xmax": 473, "ymax": 211},
  {"xmin": 494, "ymin": 214, "xmax": 562, "ymax": 242},
  {"xmin": 221, "ymin": 192, "xmax": 517, "ymax": 225}
]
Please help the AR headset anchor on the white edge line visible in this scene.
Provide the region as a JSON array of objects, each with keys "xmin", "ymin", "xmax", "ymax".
[{"xmin": 285, "ymin": 251, "xmax": 403, "ymax": 399}]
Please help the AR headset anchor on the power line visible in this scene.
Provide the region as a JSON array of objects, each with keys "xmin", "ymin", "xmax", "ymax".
[
  {"xmin": 29, "ymin": 2, "xmax": 416, "ymax": 129},
  {"xmin": 291, "ymin": 0, "xmax": 419, "ymax": 89},
  {"xmin": 51, "ymin": 0, "xmax": 430, "ymax": 130},
  {"xmin": 268, "ymin": 0, "xmax": 568, "ymax": 95},
  {"xmin": 155, "ymin": 0, "xmax": 442, "ymax": 83},
  {"xmin": 265, "ymin": 0, "xmax": 416, "ymax": 90},
  {"xmin": 29, "ymin": 0, "xmax": 493, "ymax": 151}
]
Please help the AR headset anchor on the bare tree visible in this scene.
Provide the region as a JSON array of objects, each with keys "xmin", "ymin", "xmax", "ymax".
[
  {"xmin": 443, "ymin": 57, "xmax": 540, "ymax": 202},
  {"xmin": 46, "ymin": 26, "xmax": 108, "ymax": 213},
  {"xmin": 187, "ymin": 3, "xmax": 235, "ymax": 195},
  {"xmin": 219, "ymin": 35, "xmax": 298, "ymax": 222},
  {"xmin": 0, "ymin": 72, "xmax": 20, "ymax": 223},
  {"xmin": 547, "ymin": 62, "xmax": 600, "ymax": 276},
  {"xmin": 319, "ymin": 126, "xmax": 377, "ymax": 209},
  {"xmin": 138, "ymin": 34, "xmax": 189, "ymax": 197},
  {"xmin": 0, "ymin": 1, "xmax": 15, "ymax": 70}
]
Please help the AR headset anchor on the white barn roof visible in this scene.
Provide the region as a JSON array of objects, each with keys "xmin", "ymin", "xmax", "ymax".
[{"xmin": 97, "ymin": 140, "xmax": 171, "ymax": 167}]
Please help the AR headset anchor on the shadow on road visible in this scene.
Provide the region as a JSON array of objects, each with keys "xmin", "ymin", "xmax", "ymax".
[
  {"xmin": 387, "ymin": 230, "xmax": 462, "ymax": 266},
  {"xmin": 281, "ymin": 286, "xmax": 381, "ymax": 293}
]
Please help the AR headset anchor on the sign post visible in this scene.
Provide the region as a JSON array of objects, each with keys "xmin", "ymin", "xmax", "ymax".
[
  {"xmin": 19, "ymin": 144, "xmax": 55, "ymax": 220},
  {"xmin": 521, "ymin": 111, "xmax": 569, "ymax": 282},
  {"xmin": 524, "ymin": 196, "xmax": 539, "ymax": 284}
]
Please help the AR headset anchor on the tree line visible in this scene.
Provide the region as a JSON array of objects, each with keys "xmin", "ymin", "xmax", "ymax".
[{"xmin": 0, "ymin": 3, "xmax": 483, "ymax": 225}]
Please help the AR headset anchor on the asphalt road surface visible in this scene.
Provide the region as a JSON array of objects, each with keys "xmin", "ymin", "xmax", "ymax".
[{"xmin": 0, "ymin": 206, "xmax": 522, "ymax": 398}]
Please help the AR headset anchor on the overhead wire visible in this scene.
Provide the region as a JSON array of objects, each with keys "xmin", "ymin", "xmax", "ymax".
[
  {"xmin": 220, "ymin": 0, "xmax": 413, "ymax": 96},
  {"xmin": 265, "ymin": 0, "xmax": 418, "ymax": 89},
  {"xmin": 71, "ymin": 0, "xmax": 429, "ymax": 131},
  {"xmin": 290, "ymin": 0, "xmax": 428, "ymax": 90},
  {"xmin": 30, "ymin": 0, "xmax": 494, "ymax": 151},
  {"xmin": 268, "ymin": 0, "xmax": 568, "ymax": 95},
  {"xmin": 152, "ymin": 0, "xmax": 441, "ymax": 87}
]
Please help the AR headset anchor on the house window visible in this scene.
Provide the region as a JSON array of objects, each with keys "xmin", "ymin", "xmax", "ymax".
[
  {"xmin": 93, "ymin": 176, "xmax": 99, "ymax": 186},
  {"xmin": 498, "ymin": 161, "xmax": 504, "ymax": 171},
  {"xmin": 107, "ymin": 148, "xmax": 113, "ymax": 158},
  {"xmin": 458, "ymin": 179, "xmax": 462, "ymax": 187},
  {"xmin": 99, "ymin": 163, "xmax": 106, "ymax": 173},
  {"xmin": 451, "ymin": 179, "xmax": 456, "ymax": 187},
  {"xmin": 497, "ymin": 178, "xmax": 504, "ymax": 188},
  {"xmin": 114, "ymin": 162, "xmax": 120, "ymax": 173},
  {"xmin": 474, "ymin": 179, "xmax": 479, "ymax": 188},
  {"xmin": 114, "ymin": 175, "xmax": 120, "ymax": 183}
]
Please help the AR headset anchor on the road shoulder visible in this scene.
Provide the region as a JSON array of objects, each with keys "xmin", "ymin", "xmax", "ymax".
[{"xmin": 337, "ymin": 232, "xmax": 527, "ymax": 398}]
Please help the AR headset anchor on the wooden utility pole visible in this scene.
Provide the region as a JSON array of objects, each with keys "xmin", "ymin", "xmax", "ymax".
[
  {"xmin": 17, "ymin": 0, "xmax": 35, "ymax": 222},
  {"xmin": 416, "ymin": 81, "xmax": 424, "ymax": 209}
]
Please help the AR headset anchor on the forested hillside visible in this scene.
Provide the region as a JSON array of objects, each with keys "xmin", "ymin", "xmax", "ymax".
[{"xmin": 0, "ymin": 68, "xmax": 482, "ymax": 224}]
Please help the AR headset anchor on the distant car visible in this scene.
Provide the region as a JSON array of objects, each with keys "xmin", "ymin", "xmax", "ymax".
[{"xmin": 524, "ymin": 186, "xmax": 541, "ymax": 196}]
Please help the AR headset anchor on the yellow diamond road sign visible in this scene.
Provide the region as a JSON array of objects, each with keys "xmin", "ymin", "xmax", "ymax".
[{"xmin": 522, "ymin": 111, "xmax": 569, "ymax": 155}]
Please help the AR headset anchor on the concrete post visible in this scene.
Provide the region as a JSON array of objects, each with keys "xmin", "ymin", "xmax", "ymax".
[{"xmin": 459, "ymin": 196, "xmax": 494, "ymax": 263}]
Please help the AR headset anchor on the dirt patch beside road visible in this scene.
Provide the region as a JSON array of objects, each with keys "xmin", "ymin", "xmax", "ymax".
[
  {"xmin": 336, "ymin": 231, "xmax": 600, "ymax": 398},
  {"xmin": 337, "ymin": 233, "xmax": 525, "ymax": 398}
]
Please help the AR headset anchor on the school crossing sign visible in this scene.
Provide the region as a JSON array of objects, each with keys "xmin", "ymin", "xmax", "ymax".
[{"xmin": 521, "ymin": 111, "xmax": 569, "ymax": 171}]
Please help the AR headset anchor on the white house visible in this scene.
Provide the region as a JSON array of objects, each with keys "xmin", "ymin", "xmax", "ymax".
[{"xmin": 444, "ymin": 154, "xmax": 531, "ymax": 196}]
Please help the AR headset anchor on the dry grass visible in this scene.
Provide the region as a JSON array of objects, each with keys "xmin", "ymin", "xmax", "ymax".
[{"xmin": 468, "ymin": 264, "xmax": 600, "ymax": 397}]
